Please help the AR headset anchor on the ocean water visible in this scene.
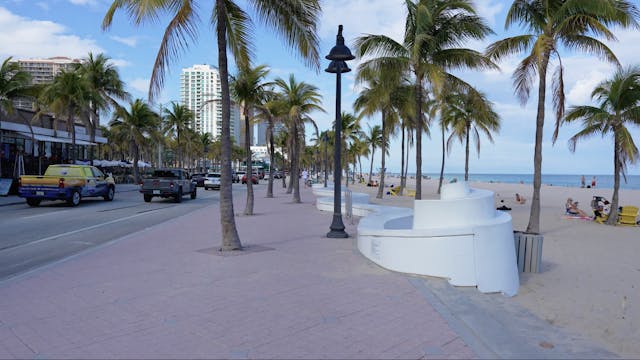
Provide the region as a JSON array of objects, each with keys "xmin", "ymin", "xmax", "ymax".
[{"xmin": 391, "ymin": 173, "xmax": 640, "ymax": 190}]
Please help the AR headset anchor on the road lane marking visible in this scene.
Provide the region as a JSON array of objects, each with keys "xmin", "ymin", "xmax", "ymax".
[
  {"xmin": 4, "ymin": 209, "xmax": 169, "ymax": 252},
  {"xmin": 21, "ymin": 209, "xmax": 73, "ymax": 220}
]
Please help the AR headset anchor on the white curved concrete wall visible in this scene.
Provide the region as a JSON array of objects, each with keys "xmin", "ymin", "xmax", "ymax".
[{"xmin": 314, "ymin": 181, "xmax": 520, "ymax": 296}]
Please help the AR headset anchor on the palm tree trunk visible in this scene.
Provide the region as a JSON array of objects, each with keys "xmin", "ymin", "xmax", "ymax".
[
  {"xmin": 267, "ymin": 119, "xmax": 274, "ymax": 198},
  {"xmin": 400, "ymin": 124, "xmax": 405, "ymax": 195},
  {"xmin": 292, "ymin": 120, "xmax": 301, "ymax": 203},
  {"xmin": 404, "ymin": 132, "xmax": 410, "ymax": 185},
  {"xmin": 287, "ymin": 130, "xmax": 294, "ymax": 194},
  {"xmin": 89, "ymin": 107, "xmax": 98, "ymax": 165},
  {"xmin": 465, "ymin": 123, "xmax": 470, "ymax": 181},
  {"xmin": 526, "ymin": 55, "xmax": 550, "ymax": 234},
  {"xmin": 69, "ymin": 107, "xmax": 77, "ymax": 164},
  {"xmin": 377, "ymin": 113, "xmax": 386, "ymax": 199},
  {"xmin": 607, "ymin": 129, "xmax": 621, "ymax": 225},
  {"xmin": 415, "ymin": 75, "xmax": 423, "ymax": 199},
  {"xmin": 132, "ymin": 141, "xmax": 140, "ymax": 183},
  {"xmin": 438, "ymin": 124, "xmax": 445, "ymax": 194},
  {"xmin": 282, "ymin": 146, "xmax": 287, "ymax": 188},
  {"xmin": 216, "ymin": 0, "xmax": 242, "ymax": 250},
  {"xmin": 244, "ymin": 111, "xmax": 254, "ymax": 215},
  {"xmin": 368, "ymin": 148, "xmax": 375, "ymax": 184}
]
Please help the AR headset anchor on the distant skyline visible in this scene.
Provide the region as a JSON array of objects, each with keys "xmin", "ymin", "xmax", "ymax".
[{"xmin": 1, "ymin": 0, "xmax": 639, "ymax": 175}]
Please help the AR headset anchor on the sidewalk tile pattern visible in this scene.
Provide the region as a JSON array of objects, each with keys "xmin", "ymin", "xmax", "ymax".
[{"xmin": 0, "ymin": 186, "xmax": 473, "ymax": 359}]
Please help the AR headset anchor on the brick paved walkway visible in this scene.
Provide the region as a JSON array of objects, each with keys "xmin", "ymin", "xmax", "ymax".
[{"xmin": 0, "ymin": 185, "xmax": 473, "ymax": 359}]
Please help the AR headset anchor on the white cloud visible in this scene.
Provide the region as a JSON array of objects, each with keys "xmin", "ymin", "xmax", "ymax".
[
  {"xmin": 0, "ymin": 7, "xmax": 104, "ymax": 59},
  {"xmin": 320, "ymin": 0, "xmax": 405, "ymax": 44},
  {"xmin": 604, "ymin": 28, "xmax": 640, "ymax": 66},
  {"xmin": 68, "ymin": 0, "xmax": 99, "ymax": 6},
  {"xmin": 36, "ymin": 2, "xmax": 49, "ymax": 11},
  {"xmin": 108, "ymin": 58, "xmax": 132, "ymax": 68},
  {"xmin": 474, "ymin": 0, "xmax": 504, "ymax": 28},
  {"xmin": 110, "ymin": 35, "xmax": 138, "ymax": 47},
  {"xmin": 129, "ymin": 78, "xmax": 150, "ymax": 94},
  {"xmin": 566, "ymin": 72, "xmax": 606, "ymax": 105}
]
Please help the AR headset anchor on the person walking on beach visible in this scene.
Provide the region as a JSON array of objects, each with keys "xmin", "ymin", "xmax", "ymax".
[
  {"xmin": 591, "ymin": 176, "xmax": 597, "ymax": 188},
  {"xmin": 581, "ymin": 175, "xmax": 586, "ymax": 188}
]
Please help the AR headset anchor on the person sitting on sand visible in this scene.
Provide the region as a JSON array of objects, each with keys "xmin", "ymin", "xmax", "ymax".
[
  {"xmin": 566, "ymin": 198, "xmax": 589, "ymax": 217},
  {"xmin": 496, "ymin": 200, "xmax": 511, "ymax": 211},
  {"xmin": 594, "ymin": 199, "xmax": 611, "ymax": 219},
  {"xmin": 515, "ymin": 193, "xmax": 526, "ymax": 204}
]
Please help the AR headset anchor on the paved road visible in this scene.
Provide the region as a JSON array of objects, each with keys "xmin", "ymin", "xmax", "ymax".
[{"xmin": 0, "ymin": 183, "xmax": 252, "ymax": 281}]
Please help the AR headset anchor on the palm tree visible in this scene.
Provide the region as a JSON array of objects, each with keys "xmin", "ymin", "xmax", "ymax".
[
  {"xmin": 76, "ymin": 52, "xmax": 129, "ymax": 165},
  {"xmin": 231, "ymin": 64, "xmax": 270, "ymax": 215},
  {"xmin": 0, "ymin": 57, "xmax": 31, "ymax": 116},
  {"xmin": 339, "ymin": 112, "xmax": 361, "ymax": 187},
  {"xmin": 486, "ymin": 0, "xmax": 639, "ymax": 234},
  {"xmin": 254, "ymin": 90, "xmax": 286, "ymax": 198},
  {"xmin": 103, "ymin": 0, "xmax": 321, "ymax": 251},
  {"xmin": 351, "ymin": 137, "xmax": 369, "ymax": 183},
  {"xmin": 163, "ymin": 102, "xmax": 194, "ymax": 169},
  {"xmin": 0, "ymin": 57, "xmax": 32, "ymax": 176},
  {"xmin": 274, "ymin": 130, "xmax": 289, "ymax": 189},
  {"xmin": 354, "ymin": 67, "xmax": 404, "ymax": 198},
  {"xmin": 364, "ymin": 124, "xmax": 383, "ymax": 184},
  {"xmin": 444, "ymin": 89, "xmax": 500, "ymax": 181},
  {"xmin": 199, "ymin": 132, "xmax": 213, "ymax": 170},
  {"xmin": 356, "ymin": 0, "xmax": 496, "ymax": 199},
  {"xmin": 273, "ymin": 74, "xmax": 324, "ymax": 203},
  {"xmin": 109, "ymin": 99, "xmax": 160, "ymax": 183},
  {"xmin": 563, "ymin": 67, "xmax": 640, "ymax": 225},
  {"xmin": 40, "ymin": 69, "xmax": 90, "ymax": 163}
]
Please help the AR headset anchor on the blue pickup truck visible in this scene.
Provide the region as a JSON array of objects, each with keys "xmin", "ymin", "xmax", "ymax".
[{"xmin": 19, "ymin": 164, "xmax": 116, "ymax": 207}]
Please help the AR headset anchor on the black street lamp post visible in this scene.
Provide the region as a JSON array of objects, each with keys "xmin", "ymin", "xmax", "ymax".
[{"xmin": 326, "ymin": 25, "xmax": 355, "ymax": 239}]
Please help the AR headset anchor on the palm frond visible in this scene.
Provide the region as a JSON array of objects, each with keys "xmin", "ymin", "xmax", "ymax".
[
  {"xmin": 149, "ymin": 0, "xmax": 199, "ymax": 101},
  {"xmin": 354, "ymin": 34, "xmax": 408, "ymax": 59},
  {"xmin": 249, "ymin": 0, "xmax": 321, "ymax": 70},
  {"xmin": 432, "ymin": 48, "xmax": 498, "ymax": 71},
  {"xmin": 217, "ymin": 0, "xmax": 254, "ymax": 68},
  {"xmin": 485, "ymin": 35, "xmax": 535, "ymax": 61},
  {"xmin": 562, "ymin": 35, "xmax": 619, "ymax": 66},
  {"xmin": 551, "ymin": 59, "xmax": 565, "ymax": 143}
]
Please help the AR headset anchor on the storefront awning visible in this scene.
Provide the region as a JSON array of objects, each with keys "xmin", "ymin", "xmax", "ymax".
[{"xmin": 18, "ymin": 132, "xmax": 97, "ymax": 145}]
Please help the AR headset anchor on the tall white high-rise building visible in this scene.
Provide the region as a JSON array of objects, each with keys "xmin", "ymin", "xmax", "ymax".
[
  {"xmin": 179, "ymin": 64, "xmax": 241, "ymax": 144},
  {"xmin": 12, "ymin": 57, "xmax": 82, "ymax": 110}
]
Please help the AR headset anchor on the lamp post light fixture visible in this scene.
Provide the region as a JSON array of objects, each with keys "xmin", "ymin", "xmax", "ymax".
[{"xmin": 326, "ymin": 25, "xmax": 355, "ymax": 239}]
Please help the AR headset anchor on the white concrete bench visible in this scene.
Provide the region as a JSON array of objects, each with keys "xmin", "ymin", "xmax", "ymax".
[{"xmin": 312, "ymin": 182, "xmax": 520, "ymax": 296}]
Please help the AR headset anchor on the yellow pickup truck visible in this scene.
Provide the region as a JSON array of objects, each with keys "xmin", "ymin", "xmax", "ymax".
[{"xmin": 19, "ymin": 164, "xmax": 116, "ymax": 207}]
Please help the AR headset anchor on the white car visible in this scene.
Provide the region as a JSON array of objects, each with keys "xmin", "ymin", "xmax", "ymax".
[{"xmin": 204, "ymin": 173, "xmax": 221, "ymax": 190}]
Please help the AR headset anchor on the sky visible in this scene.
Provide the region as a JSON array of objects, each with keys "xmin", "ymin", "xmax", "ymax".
[{"xmin": 1, "ymin": 0, "xmax": 640, "ymax": 176}]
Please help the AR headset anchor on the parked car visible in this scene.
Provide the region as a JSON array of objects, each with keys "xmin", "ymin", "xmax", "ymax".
[
  {"xmin": 272, "ymin": 170, "xmax": 284, "ymax": 179},
  {"xmin": 18, "ymin": 164, "xmax": 115, "ymax": 207},
  {"xmin": 191, "ymin": 173, "xmax": 206, "ymax": 187},
  {"xmin": 242, "ymin": 173, "xmax": 259, "ymax": 184},
  {"xmin": 140, "ymin": 168, "xmax": 197, "ymax": 203},
  {"xmin": 235, "ymin": 171, "xmax": 246, "ymax": 183},
  {"xmin": 204, "ymin": 173, "xmax": 221, "ymax": 190}
]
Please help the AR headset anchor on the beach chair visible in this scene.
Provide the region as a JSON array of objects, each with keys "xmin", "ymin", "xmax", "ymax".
[
  {"xmin": 617, "ymin": 206, "xmax": 639, "ymax": 226},
  {"xmin": 405, "ymin": 189, "xmax": 416, "ymax": 197}
]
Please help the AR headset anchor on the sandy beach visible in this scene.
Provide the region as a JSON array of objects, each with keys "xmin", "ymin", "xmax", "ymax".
[{"xmin": 342, "ymin": 175, "xmax": 640, "ymax": 357}]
